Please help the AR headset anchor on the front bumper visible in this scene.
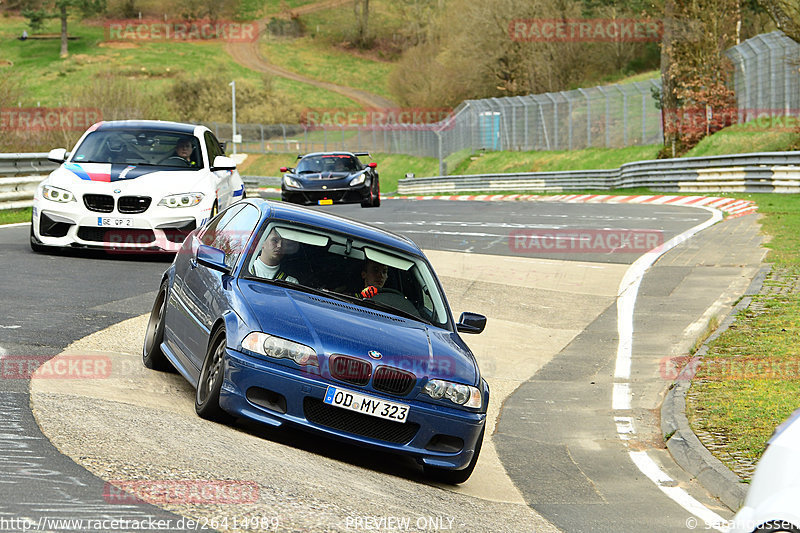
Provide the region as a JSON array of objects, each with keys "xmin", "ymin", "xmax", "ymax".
[
  {"xmin": 219, "ymin": 348, "xmax": 486, "ymax": 470},
  {"xmin": 32, "ymin": 199, "xmax": 212, "ymax": 252},
  {"xmin": 282, "ymin": 186, "xmax": 368, "ymax": 206}
]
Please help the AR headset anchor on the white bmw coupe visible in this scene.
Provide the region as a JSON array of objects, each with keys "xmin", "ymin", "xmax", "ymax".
[{"xmin": 31, "ymin": 120, "xmax": 245, "ymax": 253}]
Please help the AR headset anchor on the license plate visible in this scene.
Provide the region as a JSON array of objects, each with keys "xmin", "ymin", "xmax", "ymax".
[
  {"xmin": 98, "ymin": 217, "xmax": 133, "ymax": 227},
  {"xmin": 318, "ymin": 199, "xmax": 333, "ymax": 205},
  {"xmin": 323, "ymin": 386, "xmax": 409, "ymax": 423}
]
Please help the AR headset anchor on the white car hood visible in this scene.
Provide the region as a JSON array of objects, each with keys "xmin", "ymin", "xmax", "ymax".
[{"xmin": 46, "ymin": 162, "xmax": 207, "ymax": 196}]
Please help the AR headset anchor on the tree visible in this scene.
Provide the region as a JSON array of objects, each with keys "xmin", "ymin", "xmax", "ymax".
[
  {"xmin": 756, "ymin": 0, "xmax": 800, "ymax": 41},
  {"xmin": 659, "ymin": 0, "xmax": 738, "ymax": 155},
  {"xmin": 353, "ymin": 0, "xmax": 370, "ymax": 47},
  {"xmin": 23, "ymin": 0, "xmax": 106, "ymax": 58}
]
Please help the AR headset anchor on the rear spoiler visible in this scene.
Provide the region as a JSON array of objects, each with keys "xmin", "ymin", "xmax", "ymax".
[
  {"xmin": 296, "ymin": 154, "xmax": 305, "ymax": 160},
  {"xmin": 354, "ymin": 152, "xmax": 371, "ymax": 158}
]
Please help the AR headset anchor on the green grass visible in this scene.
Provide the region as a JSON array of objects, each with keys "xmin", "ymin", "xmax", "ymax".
[
  {"xmin": 686, "ymin": 193, "xmax": 800, "ymax": 480},
  {"xmin": 686, "ymin": 119, "xmax": 800, "ymax": 158},
  {"xmin": 260, "ymin": 36, "xmax": 394, "ymax": 101},
  {"xmin": 240, "ymin": 152, "xmax": 438, "ymax": 193},
  {"xmin": 0, "ymin": 16, "xmax": 358, "ymax": 112},
  {"xmin": 0, "ymin": 208, "xmax": 32, "ymax": 225},
  {"xmin": 452, "ymin": 145, "xmax": 661, "ymax": 175}
]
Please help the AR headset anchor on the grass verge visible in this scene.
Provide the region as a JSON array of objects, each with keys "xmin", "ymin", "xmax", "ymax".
[
  {"xmin": 0, "ymin": 208, "xmax": 32, "ymax": 225},
  {"xmin": 687, "ymin": 193, "xmax": 800, "ymax": 481}
]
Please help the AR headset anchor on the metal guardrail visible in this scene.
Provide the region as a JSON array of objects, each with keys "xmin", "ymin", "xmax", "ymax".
[
  {"xmin": 397, "ymin": 151, "xmax": 800, "ymax": 195},
  {"xmin": 3, "ymin": 152, "xmax": 800, "ymax": 210},
  {"xmin": 0, "ymin": 153, "xmax": 58, "ymax": 210}
]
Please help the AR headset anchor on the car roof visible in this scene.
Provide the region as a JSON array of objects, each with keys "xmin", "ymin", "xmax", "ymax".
[
  {"xmin": 250, "ymin": 199, "xmax": 422, "ymax": 257},
  {"xmin": 94, "ymin": 120, "xmax": 200, "ymax": 135},
  {"xmin": 300, "ymin": 151, "xmax": 359, "ymax": 159}
]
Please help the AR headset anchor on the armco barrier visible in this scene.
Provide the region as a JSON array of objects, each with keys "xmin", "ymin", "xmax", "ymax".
[
  {"xmin": 397, "ymin": 151, "xmax": 800, "ymax": 195},
  {"xmin": 4, "ymin": 151, "xmax": 800, "ymax": 210}
]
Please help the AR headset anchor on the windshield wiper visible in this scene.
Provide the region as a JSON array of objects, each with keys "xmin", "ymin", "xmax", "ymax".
[
  {"xmin": 356, "ymin": 298, "xmax": 432, "ymax": 326},
  {"xmin": 257, "ymin": 278, "xmax": 355, "ymax": 304}
]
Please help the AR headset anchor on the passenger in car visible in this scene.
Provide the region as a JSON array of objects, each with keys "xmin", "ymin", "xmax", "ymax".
[
  {"xmin": 360, "ymin": 259, "xmax": 388, "ymax": 298},
  {"xmin": 251, "ymin": 228, "xmax": 299, "ymax": 284}
]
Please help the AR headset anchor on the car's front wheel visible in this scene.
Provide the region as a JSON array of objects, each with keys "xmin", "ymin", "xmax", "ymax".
[
  {"xmin": 195, "ymin": 327, "xmax": 230, "ymax": 422},
  {"xmin": 423, "ymin": 426, "xmax": 484, "ymax": 484},
  {"xmin": 29, "ymin": 226, "xmax": 49, "ymax": 253},
  {"xmin": 142, "ymin": 280, "xmax": 173, "ymax": 371}
]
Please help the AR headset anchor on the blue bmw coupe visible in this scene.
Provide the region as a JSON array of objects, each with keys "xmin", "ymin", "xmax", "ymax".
[{"xmin": 143, "ymin": 199, "xmax": 488, "ymax": 483}]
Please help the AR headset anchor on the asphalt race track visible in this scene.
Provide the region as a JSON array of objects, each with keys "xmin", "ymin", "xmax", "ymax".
[{"xmin": 0, "ymin": 198, "xmax": 764, "ymax": 532}]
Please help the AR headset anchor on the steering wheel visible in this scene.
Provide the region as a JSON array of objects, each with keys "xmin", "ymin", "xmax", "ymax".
[
  {"xmin": 378, "ymin": 287, "xmax": 404, "ymax": 296},
  {"xmin": 161, "ymin": 155, "xmax": 190, "ymax": 167}
]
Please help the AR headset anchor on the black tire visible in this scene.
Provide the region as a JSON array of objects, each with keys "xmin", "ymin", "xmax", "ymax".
[
  {"xmin": 423, "ymin": 427, "xmax": 484, "ymax": 484},
  {"xmin": 755, "ymin": 523, "xmax": 800, "ymax": 533},
  {"xmin": 195, "ymin": 327, "xmax": 231, "ymax": 422},
  {"xmin": 29, "ymin": 226, "xmax": 49, "ymax": 253},
  {"xmin": 142, "ymin": 280, "xmax": 173, "ymax": 371},
  {"xmin": 372, "ymin": 180, "xmax": 380, "ymax": 207}
]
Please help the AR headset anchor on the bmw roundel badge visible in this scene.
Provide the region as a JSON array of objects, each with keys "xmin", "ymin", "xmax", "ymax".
[{"xmin": 368, "ymin": 350, "xmax": 382, "ymax": 360}]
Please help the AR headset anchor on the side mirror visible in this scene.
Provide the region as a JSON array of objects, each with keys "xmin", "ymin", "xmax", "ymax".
[
  {"xmin": 456, "ymin": 312, "xmax": 486, "ymax": 334},
  {"xmin": 280, "ymin": 167, "xmax": 289, "ymax": 172},
  {"xmin": 368, "ymin": 162, "xmax": 377, "ymax": 168},
  {"xmin": 196, "ymin": 245, "xmax": 229, "ymax": 273},
  {"xmin": 47, "ymin": 148, "xmax": 68, "ymax": 163},
  {"xmin": 211, "ymin": 155, "xmax": 236, "ymax": 171}
]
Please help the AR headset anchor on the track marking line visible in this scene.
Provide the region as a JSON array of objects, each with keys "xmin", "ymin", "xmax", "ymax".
[{"xmin": 612, "ymin": 204, "xmax": 730, "ymax": 531}]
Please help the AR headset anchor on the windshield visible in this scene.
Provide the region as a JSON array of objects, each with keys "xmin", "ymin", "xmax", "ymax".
[
  {"xmin": 243, "ymin": 222, "xmax": 451, "ymax": 329},
  {"xmin": 296, "ymin": 154, "xmax": 361, "ymax": 174},
  {"xmin": 71, "ymin": 129, "xmax": 203, "ymax": 169}
]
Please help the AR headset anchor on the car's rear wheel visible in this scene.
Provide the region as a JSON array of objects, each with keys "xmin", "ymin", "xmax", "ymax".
[
  {"xmin": 142, "ymin": 280, "xmax": 173, "ymax": 371},
  {"xmin": 423, "ymin": 427, "xmax": 484, "ymax": 484},
  {"xmin": 361, "ymin": 182, "xmax": 380, "ymax": 208},
  {"xmin": 195, "ymin": 327, "xmax": 231, "ymax": 422}
]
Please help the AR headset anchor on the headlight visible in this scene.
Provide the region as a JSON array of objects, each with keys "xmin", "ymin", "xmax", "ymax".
[
  {"xmin": 423, "ymin": 379, "xmax": 482, "ymax": 408},
  {"xmin": 158, "ymin": 193, "xmax": 204, "ymax": 208},
  {"xmin": 242, "ymin": 332, "xmax": 318, "ymax": 367},
  {"xmin": 283, "ymin": 176, "xmax": 300, "ymax": 188},
  {"xmin": 42, "ymin": 185, "xmax": 75, "ymax": 203},
  {"xmin": 349, "ymin": 174, "xmax": 366, "ymax": 186}
]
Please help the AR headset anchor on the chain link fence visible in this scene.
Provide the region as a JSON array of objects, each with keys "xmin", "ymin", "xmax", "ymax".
[
  {"xmin": 208, "ymin": 77, "xmax": 664, "ymax": 165},
  {"xmin": 726, "ymin": 31, "xmax": 800, "ymax": 122},
  {"xmin": 209, "ymin": 31, "xmax": 798, "ymax": 169}
]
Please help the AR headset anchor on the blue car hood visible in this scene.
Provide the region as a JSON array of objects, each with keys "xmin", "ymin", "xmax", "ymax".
[{"xmin": 238, "ymin": 280, "xmax": 479, "ymax": 385}]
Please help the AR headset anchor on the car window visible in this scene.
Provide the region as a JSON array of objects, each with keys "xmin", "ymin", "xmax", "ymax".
[
  {"xmin": 212, "ymin": 205, "xmax": 261, "ymax": 267},
  {"xmin": 200, "ymin": 204, "xmax": 245, "ymax": 247},
  {"xmin": 296, "ymin": 155, "xmax": 359, "ymax": 173},
  {"xmin": 243, "ymin": 221, "xmax": 451, "ymax": 329},
  {"xmin": 70, "ymin": 129, "xmax": 203, "ymax": 168},
  {"xmin": 204, "ymin": 131, "xmax": 225, "ymax": 167}
]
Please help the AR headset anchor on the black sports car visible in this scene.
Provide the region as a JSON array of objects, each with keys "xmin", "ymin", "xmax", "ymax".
[{"xmin": 280, "ymin": 151, "xmax": 380, "ymax": 208}]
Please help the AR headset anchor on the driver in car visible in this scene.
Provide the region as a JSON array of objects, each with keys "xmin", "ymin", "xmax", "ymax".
[
  {"xmin": 163, "ymin": 137, "xmax": 196, "ymax": 167},
  {"xmin": 251, "ymin": 228, "xmax": 299, "ymax": 284},
  {"xmin": 360, "ymin": 259, "xmax": 388, "ymax": 298}
]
